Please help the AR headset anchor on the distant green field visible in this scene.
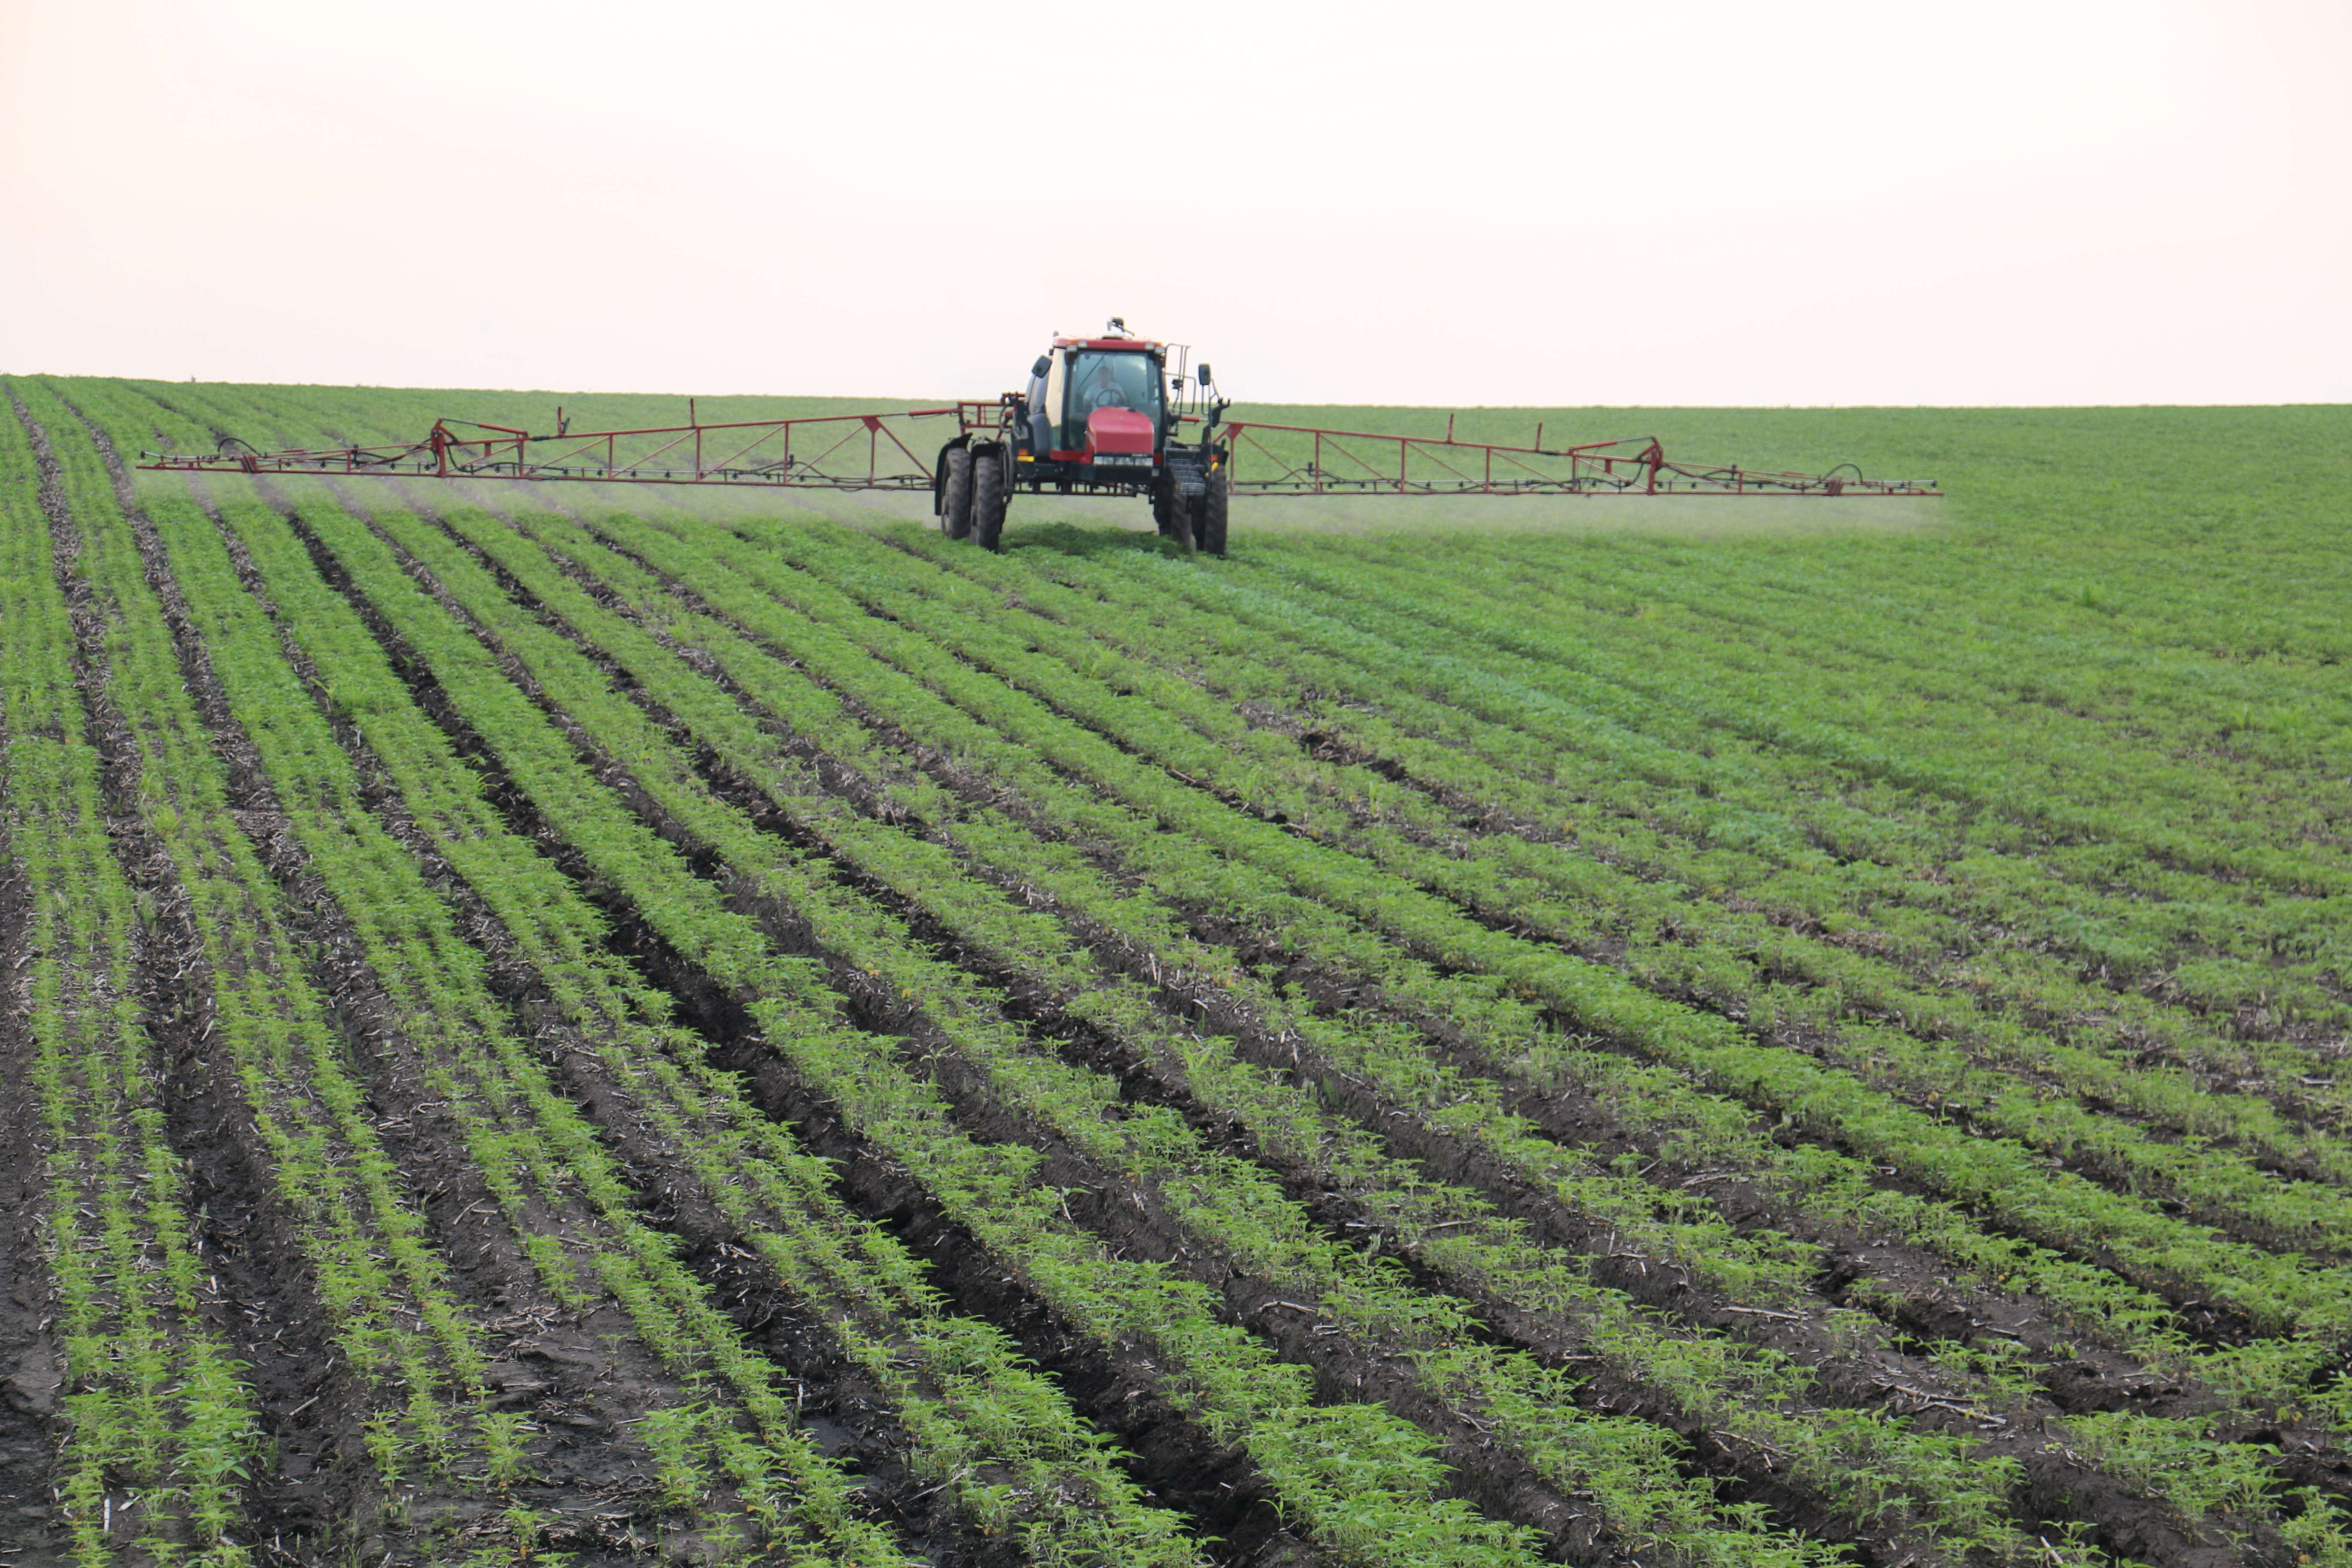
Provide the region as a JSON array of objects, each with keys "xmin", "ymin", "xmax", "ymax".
[{"xmin": 6, "ymin": 372, "xmax": 2351, "ymax": 1567}]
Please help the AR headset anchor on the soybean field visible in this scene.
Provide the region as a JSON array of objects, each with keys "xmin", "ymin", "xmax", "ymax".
[{"xmin": 3, "ymin": 374, "xmax": 2350, "ymax": 1568}]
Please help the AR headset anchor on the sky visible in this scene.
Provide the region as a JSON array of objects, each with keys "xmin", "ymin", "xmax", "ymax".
[{"xmin": 3, "ymin": 0, "xmax": 2346, "ymax": 407}]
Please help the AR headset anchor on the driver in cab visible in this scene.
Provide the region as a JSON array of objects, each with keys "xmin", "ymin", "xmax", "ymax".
[
  {"xmin": 1067, "ymin": 354, "xmax": 1154, "ymax": 446},
  {"xmin": 1082, "ymin": 361, "xmax": 1134, "ymax": 410}
]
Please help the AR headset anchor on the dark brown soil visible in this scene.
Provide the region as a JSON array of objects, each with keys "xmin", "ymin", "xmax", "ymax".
[{"xmin": 0, "ymin": 725, "xmax": 69, "ymax": 1563}]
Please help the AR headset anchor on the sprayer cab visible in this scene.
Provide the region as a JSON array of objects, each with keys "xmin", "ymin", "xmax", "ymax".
[{"xmin": 934, "ymin": 318, "xmax": 1234, "ymax": 554}]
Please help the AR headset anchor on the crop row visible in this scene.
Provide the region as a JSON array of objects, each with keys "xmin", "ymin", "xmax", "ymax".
[
  {"xmin": 991, "ymin": 538, "xmax": 2349, "ymax": 1129},
  {"xmin": 1251, "ymin": 540, "xmax": 2349, "ymax": 980},
  {"xmin": 463, "ymin": 493, "xmax": 2333, "ymax": 1561},
  {"xmin": 695, "ymin": 513, "xmax": 2352, "ymax": 1364},
  {"xmin": 101, "ymin": 378, "xmax": 2352, "ymax": 949},
  {"xmin": 574, "ymin": 500, "xmax": 2352, "ymax": 1542},
  {"xmin": 867, "ymin": 528, "xmax": 2352, "ymax": 1253},
  {"xmin": 1034, "ymin": 512, "xmax": 2314, "ymax": 1001},
  {"xmin": 436, "ymin": 489, "xmax": 2039, "ymax": 1557},
  {"xmin": 1176, "ymin": 430, "xmax": 2352, "ymax": 912},
  {"xmin": 50, "ymin": 375, "xmax": 2352, "ymax": 1563},
  {"xmin": 1221, "ymin": 534, "xmax": 2341, "ymax": 1028},
  {"xmin": 278, "ymin": 472, "xmax": 1605, "ymax": 1568},
  {"xmin": 1435, "ymin": 537, "xmax": 2350, "ymax": 876},
  {"xmin": 183, "ymin": 469, "xmax": 1220, "ymax": 1562},
  {"xmin": 1458, "ymin": 527, "xmax": 2352, "ymax": 845},
  {"xmin": 2, "ymin": 393, "xmax": 260, "ymax": 1563},
  {"xmin": 40, "ymin": 379, "xmax": 981, "ymax": 1560},
  {"xmin": 17, "ymin": 381, "xmax": 583, "ymax": 1555},
  {"xmin": 64, "ymin": 374, "xmax": 1237, "ymax": 1567},
  {"xmin": 129, "ymin": 383, "xmax": 1834, "ymax": 1568}
]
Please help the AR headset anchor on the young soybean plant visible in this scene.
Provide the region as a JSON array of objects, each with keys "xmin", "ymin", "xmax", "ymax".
[{"xmin": 638, "ymin": 1403, "xmax": 713, "ymax": 1511}]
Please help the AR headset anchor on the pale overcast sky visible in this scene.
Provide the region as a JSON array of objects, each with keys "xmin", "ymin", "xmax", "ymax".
[{"xmin": 3, "ymin": 0, "xmax": 2346, "ymax": 406}]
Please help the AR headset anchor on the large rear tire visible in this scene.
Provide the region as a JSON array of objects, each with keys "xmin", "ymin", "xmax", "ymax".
[
  {"xmin": 940, "ymin": 446, "xmax": 974, "ymax": 539},
  {"xmin": 1197, "ymin": 466, "xmax": 1229, "ymax": 557},
  {"xmin": 972, "ymin": 450, "xmax": 1008, "ymax": 552}
]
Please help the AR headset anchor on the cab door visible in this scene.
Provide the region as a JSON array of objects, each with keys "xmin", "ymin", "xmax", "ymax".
[{"xmin": 1044, "ymin": 352, "xmax": 1071, "ymax": 453}]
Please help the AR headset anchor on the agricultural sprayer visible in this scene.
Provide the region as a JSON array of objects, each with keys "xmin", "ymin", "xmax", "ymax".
[{"xmin": 140, "ymin": 319, "xmax": 1939, "ymax": 556}]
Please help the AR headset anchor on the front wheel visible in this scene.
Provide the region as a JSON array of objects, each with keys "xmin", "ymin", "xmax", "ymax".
[
  {"xmin": 939, "ymin": 447, "xmax": 973, "ymax": 539},
  {"xmin": 1197, "ymin": 466, "xmax": 1229, "ymax": 557},
  {"xmin": 972, "ymin": 450, "xmax": 1009, "ymax": 552},
  {"xmin": 1166, "ymin": 484, "xmax": 1194, "ymax": 553}
]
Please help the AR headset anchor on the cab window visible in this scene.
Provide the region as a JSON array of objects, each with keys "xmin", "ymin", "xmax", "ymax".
[{"xmin": 1062, "ymin": 351, "xmax": 1159, "ymax": 445}]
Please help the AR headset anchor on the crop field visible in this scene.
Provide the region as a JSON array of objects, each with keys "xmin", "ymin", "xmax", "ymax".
[{"xmin": 0, "ymin": 374, "xmax": 2348, "ymax": 1568}]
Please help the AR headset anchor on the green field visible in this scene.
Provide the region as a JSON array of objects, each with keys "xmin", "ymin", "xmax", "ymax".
[{"xmin": 2, "ymin": 373, "xmax": 2348, "ymax": 1568}]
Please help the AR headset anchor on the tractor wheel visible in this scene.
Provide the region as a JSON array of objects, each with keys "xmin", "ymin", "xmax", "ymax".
[
  {"xmin": 972, "ymin": 450, "xmax": 1008, "ymax": 552},
  {"xmin": 940, "ymin": 446, "xmax": 974, "ymax": 539},
  {"xmin": 1197, "ymin": 467, "xmax": 1229, "ymax": 557},
  {"xmin": 1167, "ymin": 491, "xmax": 1195, "ymax": 553},
  {"xmin": 1152, "ymin": 477, "xmax": 1179, "ymax": 538}
]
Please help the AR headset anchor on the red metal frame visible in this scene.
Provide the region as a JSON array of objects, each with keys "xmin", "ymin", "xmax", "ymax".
[
  {"xmin": 141, "ymin": 404, "xmax": 1011, "ymax": 491},
  {"xmin": 138, "ymin": 403, "xmax": 1937, "ymax": 499},
  {"xmin": 1221, "ymin": 420, "xmax": 1935, "ymax": 497}
]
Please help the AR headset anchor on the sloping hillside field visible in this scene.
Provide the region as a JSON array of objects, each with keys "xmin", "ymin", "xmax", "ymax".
[{"xmin": 3, "ymin": 377, "xmax": 2349, "ymax": 1568}]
